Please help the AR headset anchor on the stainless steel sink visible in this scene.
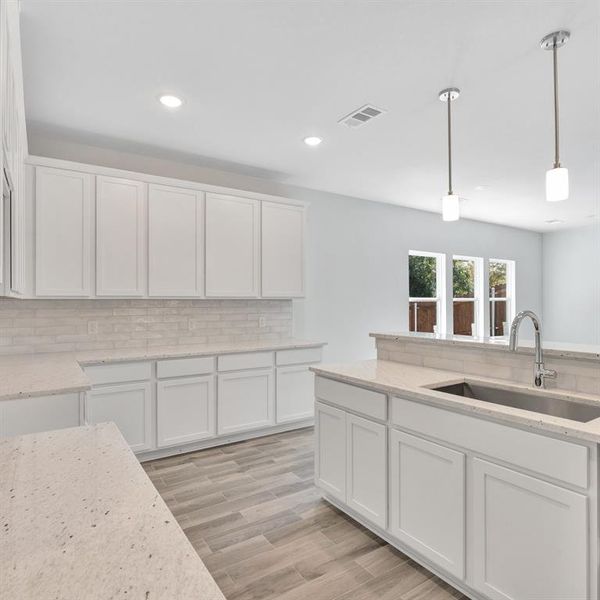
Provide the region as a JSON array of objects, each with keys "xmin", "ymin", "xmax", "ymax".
[{"xmin": 433, "ymin": 382, "xmax": 600, "ymax": 423}]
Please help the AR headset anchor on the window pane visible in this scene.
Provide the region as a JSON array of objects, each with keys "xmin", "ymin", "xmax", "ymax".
[
  {"xmin": 409, "ymin": 255, "xmax": 437, "ymax": 298},
  {"xmin": 453, "ymin": 300, "xmax": 475, "ymax": 336},
  {"xmin": 409, "ymin": 301, "xmax": 437, "ymax": 333},
  {"xmin": 489, "ymin": 261, "xmax": 507, "ymax": 298},
  {"xmin": 489, "ymin": 300, "xmax": 508, "ymax": 337},
  {"xmin": 453, "ymin": 259, "xmax": 475, "ymax": 298}
]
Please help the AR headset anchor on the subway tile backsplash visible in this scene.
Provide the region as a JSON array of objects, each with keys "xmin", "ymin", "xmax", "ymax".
[{"xmin": 0, "ymin": 298, "xmax": 293, "ymax": 355}]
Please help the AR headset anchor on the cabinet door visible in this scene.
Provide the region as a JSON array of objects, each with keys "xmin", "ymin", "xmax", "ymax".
[
  {"xmin": 217, "ymin": 368, "xmax": 274, "ymax": 435},
  {"xmin": 157, "ymin": 375, "xmax": 215, "ymax": 448},
  {"xmin": 148, "ymin": 184, "xmax": 204, "ymax": 297},
  {"xmin": 276, "ymin": 365, "xmax": 314, "ymax": 423},
  {"xmin": 96, "ymin": 176, "xmax": 146, "ymax": 296},
  {"xmin": 0, "ymin": 393, "xmax": 81, "ymax": 437},
  {"xmin": 346, "ymin": 413, "xmax": 387, "ymax": 528},
  {"xmin": 86, "ymin": 382, "xmax": 152, "ymax": 452},
  {"xmin": 315, "ymin": 402, "xmax": 346, "ymax": 502},
  {"xmin": 261, "ymin": 201, "xmax": 304, "ymax": 297},
  {"xmin": 35, "ymin": 167, "xmax": 92, "ymax": 296},
  {"xmin": 472, "ymin": 458, "xmax": 588, "ymax": 600},
  {"xmin": 389, "ymin": 429, "xmax": 465, "ymax": 579},
  {"xmin": 205, "ymin": 193, "xmax": 259, "ymax": 297}
]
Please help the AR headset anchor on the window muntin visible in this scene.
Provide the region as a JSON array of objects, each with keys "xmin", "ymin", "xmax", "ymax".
[{"xmin": 408, "ymin": 251, "xmax": 445, "ymax": 334}]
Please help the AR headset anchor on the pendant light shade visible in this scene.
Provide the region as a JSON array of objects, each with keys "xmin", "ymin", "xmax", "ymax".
[
  {"xmin": 439, "ymin": 88, "xmax": 460, "ymax": 221},
  {"xmin": 546, "ymin": 166, "xmax": 569, "ymax": 202},
  {"xmin": 442, "ymin": 194, "xmax": 460, "ymax": 221},
  {"xmin": 541, "ymin": 30, "xmax": 570, "ymax": 202}
]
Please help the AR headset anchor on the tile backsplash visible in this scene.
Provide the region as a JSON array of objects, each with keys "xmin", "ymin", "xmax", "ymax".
[
  {"xmin": 376, "ymin": 338, "xmax": 600, "ymax": 396},
  {"xmin": 0, "ymin": 298, "xmax": 293, "ymax": 355}
]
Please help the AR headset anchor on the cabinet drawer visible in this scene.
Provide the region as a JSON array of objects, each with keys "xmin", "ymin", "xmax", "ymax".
[
  {"xmin": 276, "ymin": 347, "xmax": 322, "ymax": 366},
  {"xmin": 218, "ymin": 351, "xmax": 273, "ymax": 372},
  {"xmin": 315, "ymin": 376, "xmax": 387, "ymax": 421},
  {"xmin": 157, "ymin": 356, "xmax": 215, "ymax": 379},
  {"xmin": 391, "ymin": 396, "xmax": 589, "ymax": 488},
  {"xmin": 84, "ymin": 361, "xmax": 152, "ymax": 385}
]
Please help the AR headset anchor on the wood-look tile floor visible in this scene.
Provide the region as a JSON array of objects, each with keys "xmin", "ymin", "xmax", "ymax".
[{"xmin": 143, "ymin": 427, "xmax": 468, "ymax": 600}]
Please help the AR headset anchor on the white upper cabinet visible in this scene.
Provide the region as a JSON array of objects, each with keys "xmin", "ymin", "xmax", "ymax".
[
  {"xmin": 96, "ymin": 176, "xmax": 146, "ymax": 296},
  {"xmin": 35, "ymin": 167, "xmax": 92, "ymax": 296},
  {"xmin": 148, "ymin": 184, "xmax": 204, "ymax": 297},
  {"xmin": 205, "ymin": 193, "xmax": 260, "ymax": 298},
  {"xmin": 261, "ymin": 201, "xmax": 305, "ymax": 297}
]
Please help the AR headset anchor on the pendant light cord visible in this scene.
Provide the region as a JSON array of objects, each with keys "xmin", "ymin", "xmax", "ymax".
[
  {"xmin": 447, "ymin": 95, "xmax": 453, "ymax": 195},
  {"xmin": 553, "ymin": 41, "xmax": 560, "ymax": 168}
]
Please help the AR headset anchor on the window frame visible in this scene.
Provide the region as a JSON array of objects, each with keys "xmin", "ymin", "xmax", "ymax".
[
  {"xmin": 488, "ymin": 258, "xmax": 516, "ymax": 338},
  {"xmin": 408, "ymin": 250, "xmax": 447, "ymax": 335},
  {"xmin": 452, "ymin": 255, "xmax": 484, "ymax": 338}
]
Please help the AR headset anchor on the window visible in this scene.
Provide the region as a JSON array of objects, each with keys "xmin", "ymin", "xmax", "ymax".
[
  {"xmin": 452, "ymin": 256, "xmax": 483, "ymax": 337},
  {"xmin": 489, "ymin": 259, "xmax": 515, "ymax": 337},
  {"xmin": 408, "ymin": 251, "xmax": 445, "ymax": 334}
]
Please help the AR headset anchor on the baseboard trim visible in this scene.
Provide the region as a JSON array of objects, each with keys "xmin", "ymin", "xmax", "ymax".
[{"xmin": 137, "ymin": 418, "xmax": 314, "ymax": 462}]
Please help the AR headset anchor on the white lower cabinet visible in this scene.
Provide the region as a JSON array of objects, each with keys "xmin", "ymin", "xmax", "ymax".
[
  {"xmin": 86, "ymin": 382, "xmax": 153, "ymax": 452},
  {"xmin": 389, "ymin": 429, "xmax": 465, "ymax": 579},
  {"xmin": 315, "ymin": 402, "xmax": 346, "ymax": 502},
  {"xmin": 276, "ymin": 366, "xmax": 314, "ymax": 423},
  {"xmin": 471, "ymin": 458, "xmax": 588, "ymax": 600},
  {"xmin": 217, "ymin": 368, "xmax": 274, "ymax": 435},
  {"xmin": 346, "ymin": 414, "xmax": 387, "ymax": 528},
  {"xmin": 0, "ymin": 393, "xmax": 81, "ymax": 437},
  {"xmin": 157, "ymin": 376, "xmax": 215, "ymax": 448}
]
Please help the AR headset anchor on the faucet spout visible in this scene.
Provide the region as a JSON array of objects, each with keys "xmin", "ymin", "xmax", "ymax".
[{"xmin": 508, "ymin": 311, "xmax": 556, "ymax": 388}]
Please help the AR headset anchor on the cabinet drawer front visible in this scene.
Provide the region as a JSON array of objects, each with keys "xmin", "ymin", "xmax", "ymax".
[
  {"xmin": 391, "ymin": 396, "xmax": 589, "ymax": 488},
  {"xmin": 276, "ymin": 347, "xmax": 322, "ymax": 366},
  {"xmin": 218, "ymin": 351, "xmax": 273, "ymax": 372},
  {"xmin": 315, "ymin": 376, "xmax": 387, "ymax": 421},
  {"xmin": 157, "ymin": 357, "xmax": 215, "ymax": 379},
  {"xmin": 84, "ymin": 361, "xmax": 152, "ymax": 385}
]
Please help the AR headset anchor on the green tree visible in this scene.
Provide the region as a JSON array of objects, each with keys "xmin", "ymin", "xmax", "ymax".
[
  {"xmin": 453, "ymin": 260, "xmax": 474, "ymax": 298},
  {"xmin": 409, "ymin": 256, "xmax": 436, "ymax": 297}
]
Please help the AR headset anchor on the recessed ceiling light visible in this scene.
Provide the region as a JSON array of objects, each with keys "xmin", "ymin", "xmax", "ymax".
[
  {"xmin": 303, "ymin": 136, "xmax": 322, "ymax": 147},
  {"xmin": 159, "ymin": 95, "xmax": 183, "ymax": 108},
  {"xmin": 545, "ymin": 219, "xmax": 564, "ymax": 225},
  {"xmin": 475, "ymin": 185, "xmax": 490, "ymax": 191}
]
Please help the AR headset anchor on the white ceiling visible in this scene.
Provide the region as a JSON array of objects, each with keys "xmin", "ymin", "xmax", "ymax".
[{"xmin": 20, "ymin": 0, "xmax": 600, "ymax": 232}]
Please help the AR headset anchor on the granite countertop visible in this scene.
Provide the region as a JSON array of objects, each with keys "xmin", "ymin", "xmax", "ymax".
[
  {"xmin": 0, "ymin": 338, "xmax": 325, "ymax": 402},
  {"xmin": 371, "ymin": 331, "xmax": 600, "ymax": 362},
  {"xmin": 0, "ymin": 422, "xmax": 225, "ymax": 600},
  {"xmin": 311, "ymin": 359, "xmax": 600, "ymax": 444}
]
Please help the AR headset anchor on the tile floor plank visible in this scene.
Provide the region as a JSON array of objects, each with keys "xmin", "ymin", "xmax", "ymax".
[{"xmin": 146, "ymin": 427, "xmax": 468, "ymax": 600}]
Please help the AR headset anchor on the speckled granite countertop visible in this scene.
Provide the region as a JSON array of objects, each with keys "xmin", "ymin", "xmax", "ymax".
[
  {"xmin": 311, "ymin": 359, "xmax": 600, "ymax": 444},
  {"xmin": 0, "ymin": 338, "xmax": 326, "ymax": 401},
  {"xmin": 0, "ymin": 422, "xmax": 225, "ymax": 600}
]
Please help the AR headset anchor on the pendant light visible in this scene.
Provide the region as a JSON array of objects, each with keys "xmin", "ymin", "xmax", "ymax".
[
  {"xmin": 541, "ymin": 30, "xmax": 570, "ymax": 202},
  {"xmin": 439, "ymin": 87, "xmax": 460, "ymax": 221}
]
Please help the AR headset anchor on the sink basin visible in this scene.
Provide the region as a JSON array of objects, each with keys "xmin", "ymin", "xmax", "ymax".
[{"xmin": 433, "ymin": 382, "xmax": 600, "ymax": 423}]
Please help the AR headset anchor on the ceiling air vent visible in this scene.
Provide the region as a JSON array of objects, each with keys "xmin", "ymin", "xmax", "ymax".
[{"xmin": 338, "ymin": 104, "xmax": 386, "ymax": 128}]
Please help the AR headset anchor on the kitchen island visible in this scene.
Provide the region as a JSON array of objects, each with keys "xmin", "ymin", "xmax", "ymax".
[{"xmin": 0, "ymin": 422, "xmax": 225, "ymax": 600}]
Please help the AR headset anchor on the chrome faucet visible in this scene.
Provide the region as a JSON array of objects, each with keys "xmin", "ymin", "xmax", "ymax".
[{"xmin": 509, "ymin": 310, "xmax": 557, "ymax": 388}]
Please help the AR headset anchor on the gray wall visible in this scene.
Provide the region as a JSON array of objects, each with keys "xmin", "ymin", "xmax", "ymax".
[
  {"xmin": 542, "ymin": 223, "xmax": 600, "ymax": 345},
  {"xmin": 28, "ymin": 132, "xmax": 544, "ymax": 362}
]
